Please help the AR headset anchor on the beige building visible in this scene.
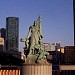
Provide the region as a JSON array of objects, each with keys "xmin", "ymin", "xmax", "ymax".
[
  {"xmin": 0, "ymin": 37, "xmax": 4, "ymax": 51},
  {"xmin": 43, "ymin": 43, "xmax": 55, "ymax": 51},
  {"xmin": 0, "ymin": 37, "xmax": 4, "ymax": 45}
]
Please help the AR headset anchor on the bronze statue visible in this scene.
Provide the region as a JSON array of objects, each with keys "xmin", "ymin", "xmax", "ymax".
[{"xmin": 21, "ymin": 17, "xmax": 48, "ymax": 63}]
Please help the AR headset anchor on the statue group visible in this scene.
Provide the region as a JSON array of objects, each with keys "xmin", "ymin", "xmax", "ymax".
[{"xmin": 21, "ymin": 17, "xmax": 48, "ymax": 64}]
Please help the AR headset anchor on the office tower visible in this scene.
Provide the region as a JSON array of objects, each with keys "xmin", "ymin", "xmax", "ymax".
[
  {"xmin": 73, "ymin": 0, "xmax": 75, "ymax": 45},
  {"xmin": 6, "ymin": 17, "xmax": 19, "ymax": 51}
]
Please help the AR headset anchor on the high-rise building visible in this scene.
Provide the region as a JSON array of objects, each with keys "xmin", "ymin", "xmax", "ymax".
[
  {"xmin": 73, "ymin": 0, "xmax": 75, "ymax": 45},
  {"xmin": 6, "ymin": 17, "xmax": 19, "ymax": 51}
]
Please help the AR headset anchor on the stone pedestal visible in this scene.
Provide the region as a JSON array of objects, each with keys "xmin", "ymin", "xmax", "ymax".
[{"xmin": 21, "ymin": 64, "xmax": 52, "ymax": 75}]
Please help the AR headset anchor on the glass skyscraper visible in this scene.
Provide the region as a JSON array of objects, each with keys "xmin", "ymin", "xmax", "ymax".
[
  {"xmin": 73, "ymin": 0, "xmax": 75, "ymax": 45},
  {"xmin": 6, "ymin": 17, "xmax": 19, "ymax": 51}
]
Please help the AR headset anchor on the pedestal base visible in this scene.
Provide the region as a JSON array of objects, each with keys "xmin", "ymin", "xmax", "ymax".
[{"xmin": 21, "ymin": 64, "xmax": 52, "ymax": 75}]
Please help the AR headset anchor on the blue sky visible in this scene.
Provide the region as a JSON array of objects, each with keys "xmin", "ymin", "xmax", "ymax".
[{"xmin": 0, "ymin": 0, "xmax": 73, "ymax": 51}]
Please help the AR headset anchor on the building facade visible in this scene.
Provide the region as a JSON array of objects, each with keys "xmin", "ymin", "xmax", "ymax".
[
  {"xmin": 6, "ymin": 17, "xmax": 19, "ymax": 51},
  {"xmin": 43, "ymin": 43, "xmax": 55, "ymax": 52},
  {"xmin": 64, "ymin": 46, "xmax": 75, "ymax": 64},
  {"xmin": 0, "ymin": 37, "xmax": 4, "ymax": 51},
  {"xmin": 0, "ymin": 28, "xmax": 6, "ymax": 40},
  {"xmin": 0, "ymin": 28, "xmax": 6, "ymax": 50}
]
